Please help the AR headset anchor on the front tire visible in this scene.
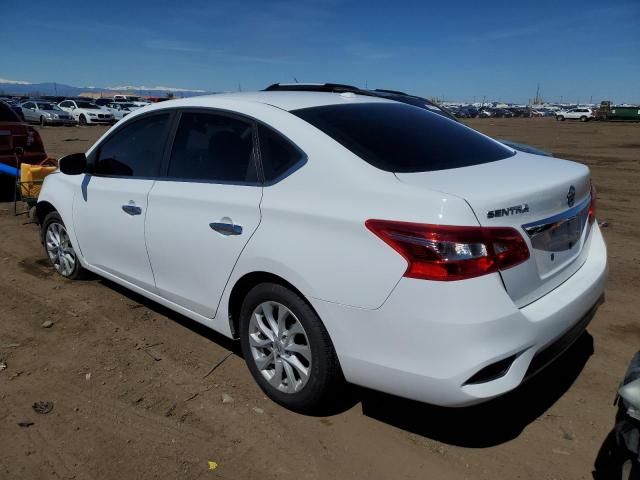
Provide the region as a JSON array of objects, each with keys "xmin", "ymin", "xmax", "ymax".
[
  {"xmin": 40, "ymin": 116, "xmax": 46, "ymax": 126},
  {"xmin": 580, "ymin": 116, "xmax": 588, "ymax": 122},
  {"xmin": 556, "ymin": 115, "xmax": 565, "ymax": 121},
  {"xmin": 42, "ymin": 212, "xmax": 84, "ymax": 279},
  {"xmin": 239, "ymin": 283, "xmax": 342, "ymax": 413},
  {"xmin": 79, "ymin": 114, "xmax": 87, "ymax": 126}
]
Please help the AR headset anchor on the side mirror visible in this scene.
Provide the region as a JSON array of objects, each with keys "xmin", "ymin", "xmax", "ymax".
[
  {"xmin": 59, "ymin": 153, "xmax": 88, "ymax": 175},
  {"xmin": 619, "ymin": 378, "xmax": 640, "ymax": 419}
]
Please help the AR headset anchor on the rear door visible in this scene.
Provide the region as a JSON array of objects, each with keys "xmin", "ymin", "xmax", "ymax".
[
  {"xmin": 22, "ymin": 102, "xmax": 36, "ymax": 122},
  {"xmin": 145, "ymin": 110, "xmax": 262, "ymax": 317},
  {"xmin": 73, "ymin": 112, "xmax": 172, "ymax": 290}
]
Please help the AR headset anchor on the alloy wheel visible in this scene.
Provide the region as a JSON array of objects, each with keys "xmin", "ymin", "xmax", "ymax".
[
  {"xmin": 45, "ymin": 222, "xmax": 77, "ymax": 277},
  {"xmin": 248, "ymin": 301, "xmax": 312, "ymax": 394}
]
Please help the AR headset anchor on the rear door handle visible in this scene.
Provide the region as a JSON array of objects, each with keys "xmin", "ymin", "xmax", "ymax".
[
  {"xmin": 209, "ymin": 222, "xmax": 243, "ymax": 236},
  {"xmin": 122, "ymin": 204, "xmax": 142, "ymax": 216}
]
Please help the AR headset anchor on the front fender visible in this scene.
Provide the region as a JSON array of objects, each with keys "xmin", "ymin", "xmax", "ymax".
[{"xmin": 37, "ymin": 173, "xmax": 86, "ymax": 263}]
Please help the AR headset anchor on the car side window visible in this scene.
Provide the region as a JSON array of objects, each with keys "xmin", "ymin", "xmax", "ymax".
[
  {"xmin": 257, "ymin": 124, "xmax": 304, "ymax": 182},
  {"xmin": 167, "ymin": 112, "xmax": 258, "ymax": 184},
  {"xmin": 94, "ymin": 113, "xmax": 170, "ymax": 177}
]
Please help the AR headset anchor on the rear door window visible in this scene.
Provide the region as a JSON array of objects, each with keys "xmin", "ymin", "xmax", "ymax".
[
  {"xmin": 94, "ymin": 113, "xmax": 170, "ymax": 177},
  {"xmin": 257, "ymin": 124, "xmax": 304, "ymax": 182},
  {"xmin": 167, "ymin": 112, "xmax": 258, "ymax": 184},
  {"xmin": 292, "ymin": 103, "xmax": 514, "ymax": 173}
]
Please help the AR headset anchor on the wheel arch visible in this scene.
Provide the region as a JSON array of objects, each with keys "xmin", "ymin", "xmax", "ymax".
[
  {"xmin": 35, "ymin": 200, "xmax": 57, "ymax": 227},
  {"xmin": 227, "ymin": 271, "xmax": 318, "ymax": 339}
]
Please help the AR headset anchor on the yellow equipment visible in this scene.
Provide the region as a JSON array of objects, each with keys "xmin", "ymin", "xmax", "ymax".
[{"xmin": 19, "ymin": 160, "xmax": 58, "ymax": 199}]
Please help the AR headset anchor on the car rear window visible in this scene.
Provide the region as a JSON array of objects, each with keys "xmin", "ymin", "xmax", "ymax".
[
  {"xmin": 0, "ymin": 102, "xmax": 20, "ymax": 122},
  {"xmin": 292, "ymin": 103, "xmax": 515, "ymax": 172}
]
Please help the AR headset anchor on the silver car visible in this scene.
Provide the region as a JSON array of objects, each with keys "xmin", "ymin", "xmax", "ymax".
[{"xmin": 20, "ymin": 101, "xmax": 76, "ymax": 126}]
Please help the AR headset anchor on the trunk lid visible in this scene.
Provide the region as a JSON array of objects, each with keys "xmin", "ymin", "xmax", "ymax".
[{"xmin": 396, "ymin": 152, "xmax": 593, "ymax": 307}]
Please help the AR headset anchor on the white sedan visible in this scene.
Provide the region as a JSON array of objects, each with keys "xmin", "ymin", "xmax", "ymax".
[
  {"xmin": 57, "ymin": 99, "xmax": 114, "ymax": 125},
  {"xmin": 36, "ymin": 92, "xmax": 607, "ymax": 412},
  {"xmin": 103, "ymin": 102, "xmax": 138, "ymax": 121}
]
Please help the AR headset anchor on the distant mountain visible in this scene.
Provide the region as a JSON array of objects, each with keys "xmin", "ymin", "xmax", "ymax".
[{"xmin": 0, "ymin": 81, "xmax": 213, "ymax": 98}]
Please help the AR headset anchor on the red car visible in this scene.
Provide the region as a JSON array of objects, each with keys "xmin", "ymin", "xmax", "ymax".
[{"xmin": 0, "ymin": 101, "xmax": 47, "ymax": 168}]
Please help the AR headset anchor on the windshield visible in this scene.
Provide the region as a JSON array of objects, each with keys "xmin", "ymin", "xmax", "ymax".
[
  {"xmin": 292, "ymin": 103, "xmax": 515, "ymax": 173},
  {"xmin": 37, "ymin": 103, "xmax": 62, "ymax": 111},
  {"xmin": 76, "ymin": 101, "xmax": 100, "ymax": 109}
]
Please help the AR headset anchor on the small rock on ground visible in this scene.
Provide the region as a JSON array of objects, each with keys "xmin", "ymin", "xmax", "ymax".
[
  {"xmin": 32, "ymin": 401, "xmax": 54, "ymax": 415},
  {"xmin": 41, "ymin": 320, "xmax": 54, "ymax": 328},
  {"xmin": 221, "ymin": 393, "xmax": 234, "ymax": 404}
]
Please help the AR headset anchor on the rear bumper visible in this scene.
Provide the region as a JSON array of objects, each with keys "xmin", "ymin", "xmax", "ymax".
[{"xmin": 312, "ymin": 224, "xmax": 608, "ymax": 406}]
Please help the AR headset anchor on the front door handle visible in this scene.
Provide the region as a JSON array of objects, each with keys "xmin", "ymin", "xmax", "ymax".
[
  {"xmin": 122, "ymin": 204, "xmax": 142, "ymax": 216},
  {"xmin": 209, "ymin": 222, "xmax": 243, "ymax": 236}
]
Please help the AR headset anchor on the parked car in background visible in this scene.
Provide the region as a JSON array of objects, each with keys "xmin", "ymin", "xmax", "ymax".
[
  {"xmin": 103, "ymin": 102, "xmax": 138, "ymax": 121},
  {"xmin": 57, "ymin": 100, "xmax": 113, "ymax": 125},
  {"xmin": 94, "ymin": 98, "xmax": 113, "ymax": 107},
  {"xmin": 113, "ymin": 95, "xmax": 150, "ymax": 107},
  {"xmin": 37, "ymin": 91, "xmax": 606, "ymax": 413},
  {"xmin": 492, "ymin": 108, "xmax": 514, "ymax": 118},
  {"xmin": 478, "ymin": 108, "xmax": 493, "ymax": 118},
  {"xmin": 0, "ymin": 101, "xmax": 47, "ymax": 167},
  {"xmin": 556, "ymin": 108, "xmax": 594, "ymax": 122},
  {"xmin": 454, "ymin": 107, "xmax": 478, "ymax": 118},
  {"xmin": 20, "ymin": 101, "xmax": 76, "ymax": 126}
]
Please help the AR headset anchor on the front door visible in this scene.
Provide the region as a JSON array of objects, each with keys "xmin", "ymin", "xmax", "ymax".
[
  {"xmin": 146, "ymin": 111, "xmax": 262, "ymax": 317},
  {"xmin": 73, "ymin": 112, "xmax": 172, "ymax": 290}
]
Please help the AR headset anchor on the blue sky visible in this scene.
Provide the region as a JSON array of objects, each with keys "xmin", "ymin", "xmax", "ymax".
[{"xmin": 1, "ymin": 0, "xmax": 638, "ymax": 103}]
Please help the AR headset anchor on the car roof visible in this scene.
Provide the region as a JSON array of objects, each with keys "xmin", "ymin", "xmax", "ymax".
[{"xmin": 147, "ymin": 91, "xmax": 393, "ymax": 112}]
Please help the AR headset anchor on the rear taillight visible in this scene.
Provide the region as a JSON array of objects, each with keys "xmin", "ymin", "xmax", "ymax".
[
  {"xmin": 26, "ymin": 127, "xmax": 44, "ymax": 152},
  {"xmin": 365, "ymin": 220, "xmax": 530, "ymax": 281},
  {"xmin": 588, "ymin": 182, "xmax": 597, "ymax": 224}
]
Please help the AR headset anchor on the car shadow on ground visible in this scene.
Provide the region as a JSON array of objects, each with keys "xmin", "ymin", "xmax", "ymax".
[
  {"xmin": 90, "ymin": 275, "xmax": 594, "ymax": 434},
  {"xmin": 95, "ymin": 277, "xmax": 242, "ymax": 356},
  {"xmin": 358, "ymin": 332, "xmax": 594, "ymax": 447}
]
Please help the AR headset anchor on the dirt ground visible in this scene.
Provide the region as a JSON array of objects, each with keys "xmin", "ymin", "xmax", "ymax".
[{"xmin": 0, "ymin": 118, "xmax": 638, "ymax": 480}]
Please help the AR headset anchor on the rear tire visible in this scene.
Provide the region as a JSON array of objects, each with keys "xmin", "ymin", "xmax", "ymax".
[
  {"xmin": 580, "ymin": 116, "xmax": 588, "ymax": 122},
  {"xmin": 41, "ymin": 212, "xmax": 84, "ymax": 279},
  {"xmin": 557, "ymin": 115, "xmax": 565, "ymax": 121},
  {"xmin": 239, "ymin": 282, "xmax": 343, "ymax": 413}
]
